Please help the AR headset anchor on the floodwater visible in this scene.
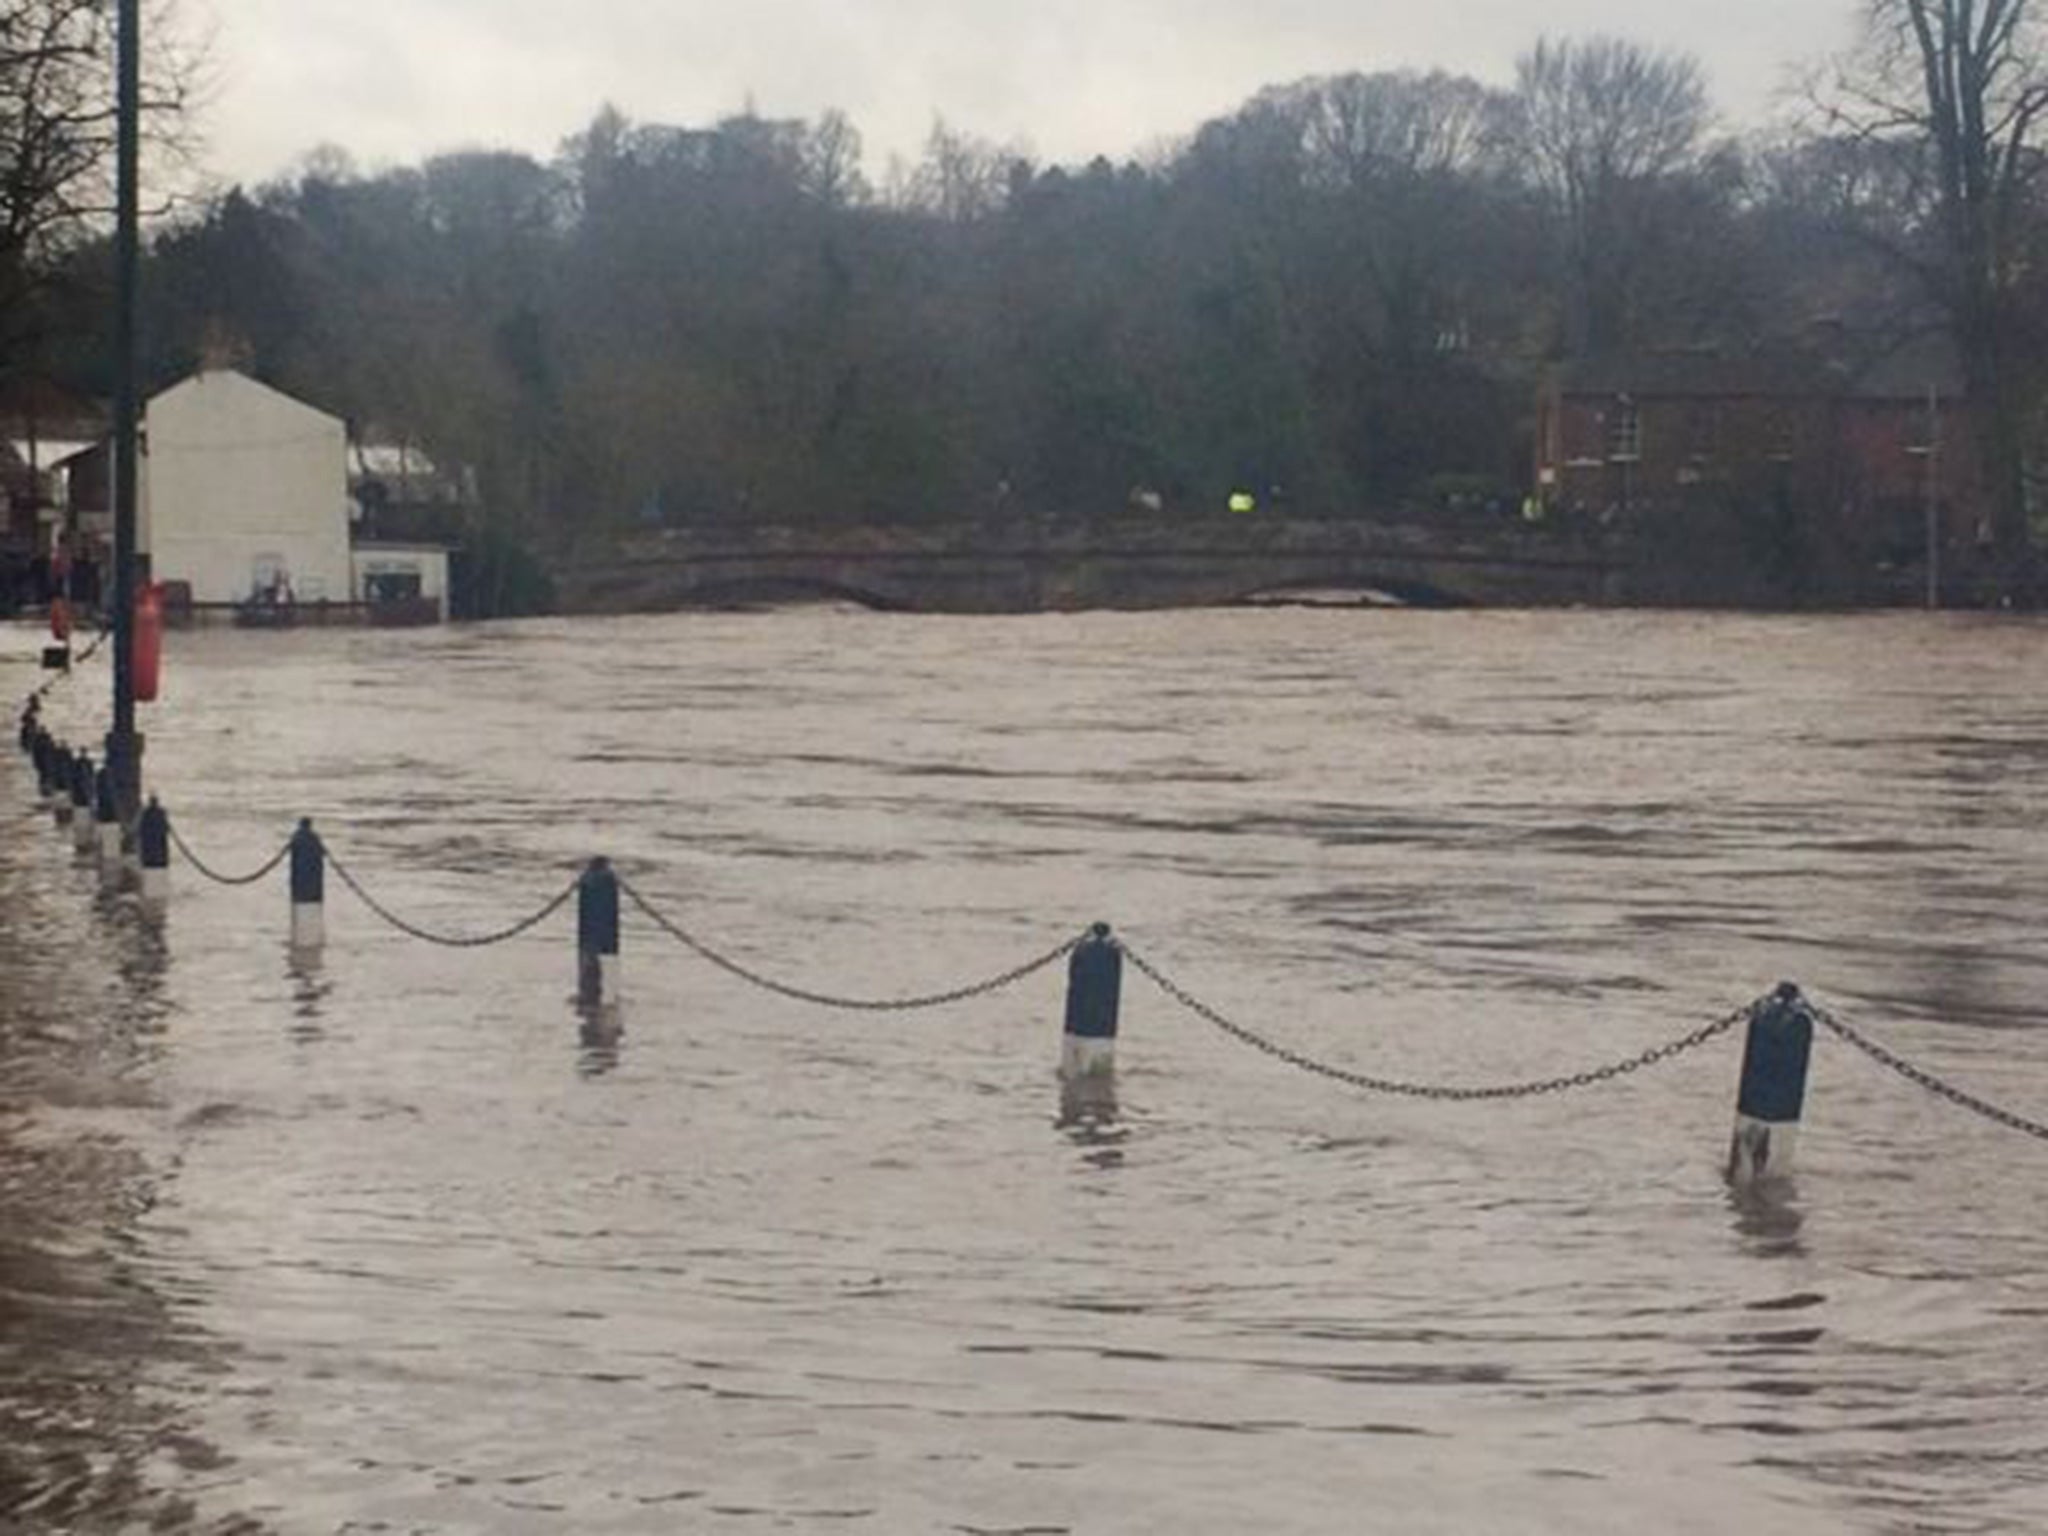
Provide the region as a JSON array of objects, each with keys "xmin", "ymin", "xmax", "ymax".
[{"xmin": 3, "ymin": 608, "xmax": 2047, "ymax": 1535}]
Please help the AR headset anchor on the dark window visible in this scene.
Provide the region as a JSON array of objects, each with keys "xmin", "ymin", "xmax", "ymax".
[
  {"xmin": 1607, "ymin": 397, "xmax": 1641, "ymax": 462},
  {"xmin": 365, "ymin": 570, "xmax": 422, "ymax": 603}
]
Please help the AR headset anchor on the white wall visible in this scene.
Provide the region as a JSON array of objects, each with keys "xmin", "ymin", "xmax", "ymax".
[
  {"xmin": 352, "ymin": 544, "xmax": 450, "ymax": 620},
  {"xmin": 143, "ymin": 371, "xmax": 351, "ymax": 605}
]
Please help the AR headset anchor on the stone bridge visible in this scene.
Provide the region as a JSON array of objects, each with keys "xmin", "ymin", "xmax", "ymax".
[{"xmin": 558, "ymin": 516, "xmax": 1627, "ymax": 614}]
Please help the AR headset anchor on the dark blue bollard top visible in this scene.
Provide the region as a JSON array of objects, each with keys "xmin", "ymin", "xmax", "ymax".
[
  {"xmin": 1736, "ymin": 982, "xmax": 1814, "ymax": 1124},
  {"xmin": 578, "ymin": 857, "xmax": 620, "ymax": 956},
  {"xmin": 1065, "ymin": 922, "xmax": 1122, "ymax": 1040},
  {"xmin": 290, "ymin": 818, "xmax": 325, "ymax": 904}
]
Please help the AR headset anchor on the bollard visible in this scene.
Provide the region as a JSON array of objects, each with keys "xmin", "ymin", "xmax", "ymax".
[
  {"xmin": 577, "ymin": 857, "xmax": 621, "ymax": 1007},
  {"xmin": 138, "ymin": 798, "xmax": 171, "ymax": 905},
  {"xmin": 31, "ymin": 730, "xmax": 55, "ymax": 799},
  {"xmin": 289, "ymin": 818, "xmax": 326, "ymax": 952},
  {"xmin": 93, "ymin": 765, "xmax": 122, "ymax": 880},
  {"xmin": 1728, "ymin": 983, "xmax": 1816, "ymax": 1187},
  {"xmin": 69, "ymin": 753, "xmax": 96, "ymax": 852},
  {"xmin": 1061, "ymin": 922, "xmax": 1122, "ymax": 1079},
  {"xmin": 50, "ymin": 743, "xmax": 75, "ymax": 822}
]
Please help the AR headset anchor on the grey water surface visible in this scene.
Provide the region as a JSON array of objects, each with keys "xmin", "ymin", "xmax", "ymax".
[{"xmin": 3, "ymin": 608, "xmax": 2046, "ymax": 1534}]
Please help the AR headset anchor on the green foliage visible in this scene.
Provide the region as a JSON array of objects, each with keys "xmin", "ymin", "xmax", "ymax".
[{"xmin": 451, "ymin": 522, "xmax": 555, "ymax": 620}]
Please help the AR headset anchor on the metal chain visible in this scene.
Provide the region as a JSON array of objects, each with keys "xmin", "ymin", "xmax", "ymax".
[
  {"xmin": 1812, "ymin": 1003, "xmax": 2048, "ymax": 1143},
  {"xmin": 26, "ymin": 627, "xmax": 109, "ymax": 705},
  {"xmin": 1121, "ymin": 940, "xmax": 1754, "ymax": 1099},
  {"xmin": 167, "ymin": 821, "xmax": 293, "ymax": 887},
  {"xmin": 324, "ymin": 846, "xmax": 580, "ymax": 948},
  {"xmin": 620, "ymin": 877, "xmax": 1083, "ymax": 1012}
]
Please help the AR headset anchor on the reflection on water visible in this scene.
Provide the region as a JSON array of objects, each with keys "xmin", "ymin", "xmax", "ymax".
[
  {"xmin": 1057, "ymin": 1071, "xmax": 1126, "ymax": 1170},
  {"xmin": 0, "ymin": 773, "xmax": 216, "ymax": 1530},
  {"xmin": 286, "ymin": 951, "xmax": 331, "ymax": 1047},
  {"xmin": 575, "ymin": 1000, "xmax": 625, "ymax": 1077},
  {"xmin": 1728, "ymin": 1183, "xmax": 1808, "ymax": 1259},
  {"xmin": 5, "ymin": 609, "xmax": 2048, "ymax": 1532}
]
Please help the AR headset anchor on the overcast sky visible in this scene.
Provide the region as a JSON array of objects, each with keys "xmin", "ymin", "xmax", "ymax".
[{"xmin": 196, "ymin": 0, "xmax": 1862, "ymax": 186}]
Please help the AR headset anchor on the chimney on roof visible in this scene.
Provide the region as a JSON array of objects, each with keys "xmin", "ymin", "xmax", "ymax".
[{"xmin": 196, "ymin": 318, "xmax": 254, "ymax": 374}]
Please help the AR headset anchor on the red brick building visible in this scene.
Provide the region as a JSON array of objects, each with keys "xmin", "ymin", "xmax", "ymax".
[{"xmin": 1533, "ymin": 341, "xmax": 1982, "ymax": 597}]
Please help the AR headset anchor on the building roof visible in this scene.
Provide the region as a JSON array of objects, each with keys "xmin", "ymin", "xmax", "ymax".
[
  {"xmin": 1556, "ymin": 349, "xmax": 1836, "ymax": 400},
  {"xmin": 151, "ymin": 366, "xmax": 343, "ymax": 425},
  {"xmin": 8, "ymin": 438, "xmax": 99, "ymax": 470},
  {"xmin": 0, "ymin": 377, "xmax": 107, "ymax": 439},
  {"xmin": 1555, "ymin": 333, "xmax": 1967, "ymax": 403}
]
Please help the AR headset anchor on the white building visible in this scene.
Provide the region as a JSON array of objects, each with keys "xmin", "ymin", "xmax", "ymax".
[
  {"xmin": 143, "ymin": 369, "xmax": 354, "ymax": 606},
  {"xmin": 94, "ymin": 368, "xmax": 453, "ymax": 623}
]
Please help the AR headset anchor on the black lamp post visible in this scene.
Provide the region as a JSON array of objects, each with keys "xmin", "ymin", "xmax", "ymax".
[{"xmin": 107, "ymin": 0, "xmax": 142, "ymax": 819}]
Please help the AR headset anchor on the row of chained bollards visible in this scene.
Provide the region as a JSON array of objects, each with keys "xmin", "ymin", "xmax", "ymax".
[
  {"xmin": 1054, "ymin": 921, "xmax": 1818, "ymax": 1188},
  {"xmin": 5, "ymin": 693, "xmax": 1892, "ymax": 1193},
  {"xmin": 20, "ymin": 698, "xmax": 169, "ymax": 891}
]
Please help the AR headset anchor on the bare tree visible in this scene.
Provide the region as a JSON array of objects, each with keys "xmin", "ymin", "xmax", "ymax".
[
  {"xmin": 1514, "ymin": 34, "xmax": 1714, "ymax": 353},
  {"xmin": 1826, "ymin": 0, "xmax": 2048, "ymax": 589},
  {"xmin": 895, "ymin": 120, "xmax": 1019, "ymax": 223},
  {"xmin": 800, "ymin": 108, "xmax": 869, "ymax": 208},
  {"xmin": 0, "ymin": 0, "xmax": 198, "ymax": 372},
  {"xmin": 1296, "ymin": 70, "xmax": 1506, "ymax": 190}
]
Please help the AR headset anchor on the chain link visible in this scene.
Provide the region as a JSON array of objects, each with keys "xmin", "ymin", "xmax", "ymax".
[
  {"xmin": 325, "ymin": 845, "xmax": 580, "ymax": 948},
  {"xmin": 26, "ymin": 627, "xmax": 109, "ymax": 705},
  {"xmin": 1121, "ymin": 940, "xmax": 1753, "ymax": 1099},
  {"xmin": 1812, "ymin": 1003, "xmax": 2048, "ymax": 1143},
  {"xmin": 167, "ymin": 821, "xmax": 293, "ymax": 887},
  {"xmin": 621, "ymin": 877, "xmax": 1083, "ymax": 1012}
]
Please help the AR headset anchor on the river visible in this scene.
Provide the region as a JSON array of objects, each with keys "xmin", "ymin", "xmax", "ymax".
[{"xmin": 3, "ymin": 608, "xmax": 2046, "ymax": 1533}]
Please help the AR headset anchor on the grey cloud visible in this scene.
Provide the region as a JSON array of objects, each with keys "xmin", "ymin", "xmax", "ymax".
[{"xmin": 206, "ymin": 0, "xmax": 1855, "ymax": 183}]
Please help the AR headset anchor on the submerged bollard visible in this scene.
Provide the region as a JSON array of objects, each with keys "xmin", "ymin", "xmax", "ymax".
[
  {"xmin": 138, "ymin": 798, "xmax": 171, "ymax": 905},
  {"xmin": 31, "ymin": 729, "xmax": 55, "ymax": 798},
  {"xmin": 1728, "ymin": 983, "xmax": 1816, "ymax": 1187},
  {"xmin": 290, "ymin": 818, "xmax": 326, "ymax": 952},
  {"xmin": 50, "ymin": 743, "xmax": 75, "ymax": 822},
  {"xmin": 577, "ymin": 857, "xmax": 621, "ymax": 1007},
  {"xmin": 93, "ymin": 765, "xmax": 122, "ymax": 881},
  {"xmin": 1061, "ymin": 922, "xmax": 1122, "ymax": 1079},
  {"xmin": 69, "ymin": 752, "xmax": 96, "ymax": 852}
]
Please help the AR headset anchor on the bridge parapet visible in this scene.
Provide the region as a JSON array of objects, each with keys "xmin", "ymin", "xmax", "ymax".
[{"xmin": 560, "ymin": 516, "xmax": 1625, "ymax": 614}]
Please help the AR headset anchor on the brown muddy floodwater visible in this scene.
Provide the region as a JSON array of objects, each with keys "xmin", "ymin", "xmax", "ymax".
[{"xmin": 2, "ymin": 607, "xmax": 2046, "ymax": 1534}]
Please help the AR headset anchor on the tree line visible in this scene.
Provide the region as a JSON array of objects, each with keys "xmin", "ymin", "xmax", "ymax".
[{"xmin": 5, "ymin": 1, "xmax": 2045, "ymax": 604}]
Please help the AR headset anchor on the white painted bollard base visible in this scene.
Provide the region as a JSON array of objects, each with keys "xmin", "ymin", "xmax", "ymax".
[
  {"xmin": 1728, "ymin": 1115, "xmax": 1799, "ymax": 1186},
  {"xmin": 97, "ymin": 823, "xmax": 123, "ymax": 876},
  {"xmin": 291, "ymin": 903, "xmax": 327, "ymax": 951},
  {"xmin": 579, "ymin": 951, "xmax": 621, "ymax": 1007},
  {"xmin": 140, "ymin": 867, "xmax": 170, "ymax": 904},
  {"xmin": 1060, "ymin": 1034, "xmax": 1116, "ymax": 1079}
]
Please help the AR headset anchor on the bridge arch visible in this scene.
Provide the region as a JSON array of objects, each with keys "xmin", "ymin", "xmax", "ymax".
[
  {"xmin": 649, "ymin": 573, "xmax": 915, "ymax": 613},
  {"xmin": 1231, "ymin": 570, "xmax": 1476, "ymax": 609}
]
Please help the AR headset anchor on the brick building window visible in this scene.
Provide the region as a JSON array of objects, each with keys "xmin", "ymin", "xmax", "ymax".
[
  {"xmin": 1764, "ymin": 410, "xmax": 1797, "ymax": 462},
  {"xmin": 1607, "ymin": 395, "xmax": 1641, "ymax": 462}
]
